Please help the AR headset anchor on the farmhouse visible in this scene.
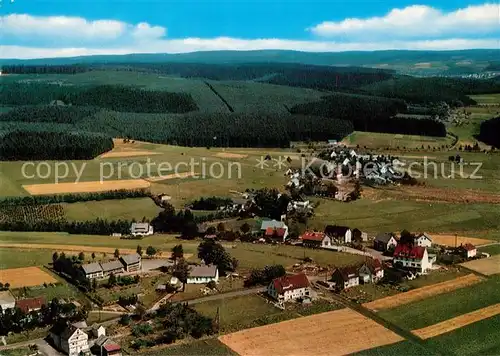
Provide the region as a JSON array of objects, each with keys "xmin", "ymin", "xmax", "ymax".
[
  {"xmin": 260, "ymin": 219, "xmax": 286, "ymax": 232},
  {"xmin": 393, "ymin": 245, "xmax": 433, "ymax": 274},
  {"xmin": 49, "ymin": 323, "xmax": 90, "ymax": 356},
  {"xmin": 374, "ymin": 233, "xmax": 398, "ymax": 252},
  {"xmin": 100, "ymin": 260, "xmax": 125, "ymax": 277},
  {"xmin": 299, "ymin": 231, "xmax": 327, "ymax": 248},
  {"xmin": 458, "ymin": 243, "xmax": 477, "ymax": 258},
  {"xmin": 119, "ymin": 254, "xmax": 142, "ymax": 273},
  {"xmin": 16, "ymin": 297, "xmax": 45, "ymax": 313},
  {"xmin": 0, "ymin": 290, "xmax": 15, "ymax": 311},
  {"xmin": 187, "ymin": 265, "xmax": 219, "ymax": 284},
  {"xmin": 331, "ymin": 266, "xmax": 359, "ymax": 290},
  {"xmin": 264, "ymin": 227, "xmax": 289, "ymax": 243},
  {"xmin": 81, "ymin": 263, "xmax": 104, "ymax": 280},
  {"xmin": 130, "ymin": 222, "xmax": 154, "ymax": 237},
  {"xmin": 352, "ymin": 228, "xmax": 369, "ymax": 242},
  {"xmin": 267, "ymin": 273, "xmax": 311, "ymax": 302},
  {"xmin": 358, "ymin": 259, "xmax": 384, "ymax": 284},
  {"xmin": 415, "ymin": 233, "xmax": 433, "ymax": 248},
  {"xmin": 324, "ymin": 225, "xmax": 352, "ymax": 244}
]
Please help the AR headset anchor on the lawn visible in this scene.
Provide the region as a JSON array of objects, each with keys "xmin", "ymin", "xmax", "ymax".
[
  {"xmin": 171, "ymin": 278, "xmax": 245, "ymax": 302},
  {"xmin": 353, "ymin": 340, "xmax": 438, "ymax": 356},
  {"xmin": 0, "ymin": 247, "xmax": 51, "ymax": 269},
  {"xmin": 0, "ymin": 347, "xmax": 36, "ymax": 356},
  {"xmin": 423, "ymin": 314, "xmax": 500, "ymax": 356},
  {"xmin": 86, "ymin": 311, "xmax": 122, "ymax": 324},
  {"xmin": 479, "ymin": 244, "xmax": 500, "ymax": 256},
  {"xmin": 342, "ymin": 131, "xmax": 453, "ymax": 149},
  {"xmin": 10, "ymin": 281, "xmax": 83, "ymax": 302},
  {"xmin": 377, "ymin": 275, "xmax": 500, "ymax": 331},
  {"xmin": 141, "ymin": 338, "xmax": 237, "ymax": 356},
  {"xmin": 62, "ymin": 197, "xmax": 162, "ymax": 221}
]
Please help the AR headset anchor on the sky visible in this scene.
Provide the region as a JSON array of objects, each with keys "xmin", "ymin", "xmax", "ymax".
[{"xmin": 0, "ymin": 0, "xmax": 499, "ymax": 58}]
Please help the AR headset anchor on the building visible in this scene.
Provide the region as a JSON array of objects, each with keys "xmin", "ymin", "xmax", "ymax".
[
  {"xmin": 352, "ymin": 228, "xmax": 369, "ymax": 242},
  {"xmin": 92, "ymin": 325, "xmax": 106, "ymax": 339},
  {"xmin": 130, "ymin": 222, "xmax": 154, "ymax": 237},
  {"xmin": 458, "ymin": 244, "xmax": 477, "ymax": 258},
  {"xmin": 49, "ymin": 323, "xmax": 90, "ymax": 356},
  {"xmin": 100, "ymin": 260, "xmax": 125, "ymax": 277},
  {"xmin": 374, "ymin": 233, "xmax": 398, "ymax": 252},
  {"xmin": 187, "ymin": 265, "xmax": 219, "ymax": 284},
  {"xmin": 81, "ymin": 263, "xmax": 104, "ymax": 280},
  {"xmin": 358, "ymin": 259, "xmax": 384, "ymax": 284},
  {"xmin": 260, "ymin": 220, "xmax": 286, "ymax": 232},
  {"xmin": 119, "ymin": 254, "xmax": 142, "ymax": 273},
  {"xmin": 16, "ymin": 297, "xmax": 45, "ymax": 313},
  {"xmin": 415, "ymin": 233, "xmax": 433, "ymax": 248},
  {"xmin": 94, "ymin": 338, "xmax": 121, "ymax": 356},
  {"xmin": 264, "ymin": 227, "xmax": 288, "ymax": 243},
  {"xmin": 393, "ymin": 245, "xmax": 433, "ymax": 274},
  {"xmin": 324, "ymin": 225, "xmax": 352, "ymax": 244},
  {"xmin": 0, "ymin": 290, "xmax": 15, "ymax": 312},
  {"xmin": 331, "ymin": 266, "xmax": 359, "ymax": 290},
  {"xmin": 299, "ymin": 231, "xmax": 327, "ymax": 248},
  {"xmin": 267, "ymin": 273, "xmax": 311, "ymax": 302}
]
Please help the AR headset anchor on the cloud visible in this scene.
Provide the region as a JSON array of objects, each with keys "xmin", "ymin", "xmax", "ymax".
[
  {"xmin": 0, "ymin": 14, "xmax": 167, "ymax": 42},
  {"xmin": 1, "ymin": 38, "xmax": 498, "ymax": 59},
  {"xmin": 310, "ymin": 3, "xmax": 500, "ymax": 39}
]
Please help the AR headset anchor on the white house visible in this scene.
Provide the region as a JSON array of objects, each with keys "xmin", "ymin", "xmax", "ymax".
[
  {"xmin": 324, "ymin": 225, "xmax": 352, "ymax": 244},
  {"xmin": 459, "ymin": 244, "xmax": 477, "ymax": 258},
  {"xmin": 119, "ymin": 254, "xmax": 142, "ymax": 273},
  {"xmin": 393, "ymin": 245, "xmax": 433, "ymax": 274},
  {"xmin": 187, "ymin": 265, "xmax": 219, "ymax": 284},
  {"xmin": 415, "ymin": 233, "xmax": 433, "ymax": 248},
  {"xmin": 374, "ymin": 233, "xmax": 398, "ymax": 252},
  {"xmin": 81, "ymin": 263, "xmax": 104, "ymax": 280},
  {"xmin": 358, "ymin": 259, "xmax": 384, "ymax": 284},
  {"xmin": 331, "ymin": 267, "xmax": 359, "ymax": 290},
  {"xmin": 0, "ymin": 291, "xmax": 15, "ymax": 312},
  {"xmin": 130, "ymin": 222, "xmax": 154, "ymax": 237},
  {"xmin": 49, "ymin": 324, "xmax": 90, "ymax": 356},
  {"xmin": 267, "ymin": 273, "xmax": 311, "ymax": 302}
]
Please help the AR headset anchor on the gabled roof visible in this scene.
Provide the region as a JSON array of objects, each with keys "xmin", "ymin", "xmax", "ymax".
[
  {"xmin": 333, "ymin": 266, "xmax": 359, "ymax": 281},
  {"xmin": 393, "ymin": 244, "xmax": 426, "ymax": 259},
  {"xmin": 104, "ymin": 343, "xmax": 121, "ymax": 352},
  {"xmin": 131, "ymin": 222, "xmax": 151, "ymax": 231},
  {"xmin": 324, "ymin": 225, "xmax": 350, "ymax": 237},
  {"xmin": 361, "ymin": 259, "xmax": 383, "ymax": 273},
  {"xmin": 416, "ymin": 232, "xmax": 433, "ymax": 241},
  {"xmin": 189, "ymin": 265, "xmax": 218, "ymax": 278},
  {"xmin": 261, "ymin": 220, "xmax": 285, "ymax": 230},
  {"xmin": 461, "ymin": 243, "xmax": 476, "ymax": 251},
  {"xmin": 100, "ymin": 260, "xmax": 124, "ymax": 272},
  {"xmin": 16, "ymin": 297, "xmax": 45, "ymax": 313},
  {"xmin": 300, "ymin": 231, "xmax": 325, "ymax": 242},
  {"xmin": 271, "ymin": 273, "xmax": 310, "ymax": 294},
  {"xmin": 265, "ymin": 227, "xmax": 287, "ymax": 237},
  {"xmin": 81, "ymin": 262, "xmax": 103, "ymax": 274},
  {"xmin": 120, "ymin": 253, "xmax": 141, "ymax": 265},
  {"xmin": 375, "ymin": 232, "xmax": 395, "ymax": 243}
]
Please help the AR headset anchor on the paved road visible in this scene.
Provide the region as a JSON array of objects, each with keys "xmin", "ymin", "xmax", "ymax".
[{"xmin": 172, "ymin": 286, "xmax": 266, "ymax": 306}]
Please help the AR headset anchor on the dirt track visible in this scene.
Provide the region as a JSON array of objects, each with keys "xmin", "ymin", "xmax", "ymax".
[
  {"xmin": 219, "ymin": 308, "xmax": 403, "ymax": 356},
  {"xmin": 23, "ymin": 179, "xmax": 151, "ymax": 195},
  {"xmin": 460, "ymin": 255, "xmax": 500, "ymax": 275},
  {"xmin": 0, "ymin": 267, "xmax": 57, "ymax": 288},
  {"xmin": 412, "ymin": 303, "xmax": 500, "ymax": 339},
  {"xmin": 215, "ymin": 152, "xmax": 248, "ymax": 159},
  {"xmin": 363, "ymin": 274, "xmax": 483, "ymax": 311}
]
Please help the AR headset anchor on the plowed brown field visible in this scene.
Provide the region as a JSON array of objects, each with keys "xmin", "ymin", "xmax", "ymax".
[
  {"xmin": 412, "ymin": 303, "xmax": 500, "ymax": 339},
  {"xmin": 219, "ymin": 309, "xmax": 404, "ymax": 356},
  {"xmin": 23, "ymin": 179, "xmax": 150, "ymax": 195},
  {"xmin": 0, "ymin": 267, "xmax": 57, "ymax": 288},
  {"xmin": 431, "ymin": 234, "xmax": 491, "ymax": 247},
  {"xmin": 363, "ymin": 274, "xmax": 483, "ymax": 311},
  {"xmin": 460, "ymin": 255, "xmax": 500, "ymax": 275}
]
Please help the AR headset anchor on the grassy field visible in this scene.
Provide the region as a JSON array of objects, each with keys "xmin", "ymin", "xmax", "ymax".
[
  {"xmin": 142, "ymin": 338, "xmax": 237, "ymax": 356},
  {"xmin": 0, "ymin": 247, "xmax": 51, "ymax": 269},
  {"xmin": 479, "ymin": 244, "xmax": 500, "ymax": 256},
  {"xmin": 353, "ymin": 340, "xmax": 438, "ymax": 356},
  {"xmin": 62, "ymin": 197, "xmax": 162, "ymax": 221},
  {"xmin": 10, "ymin": 281, "xmax": 82, "ymax": 302},
  {"xmin": 342, "ymin": 131, "xmax": 453, "ymax": 149},
  {"xmin": 377, "ymin": 276, "xmax": 500, "ymax": 331}
]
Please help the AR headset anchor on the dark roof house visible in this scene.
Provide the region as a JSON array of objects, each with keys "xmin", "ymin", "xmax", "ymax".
[
  {"xmin": 81, "ymin": 262, "xmax": 103, "ymax": 275},
  {"xmin": 324, "ymin": 225, "xmax": 350, "ymax": 237},
  {"xmin": 100, "ymin": 260, "xmax": 124, "ymax": 274}
]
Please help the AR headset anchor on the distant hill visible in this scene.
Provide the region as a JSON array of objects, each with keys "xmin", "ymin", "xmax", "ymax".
[{"xmin": 1, "ymin": 49, "xmax": 499, "ymax": 75}]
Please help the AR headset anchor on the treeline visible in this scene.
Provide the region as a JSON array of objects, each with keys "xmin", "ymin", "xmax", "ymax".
[
  {"xmin": 0, "ymin": 189, "xmax": 151, "ymax": 207},
  {"xmin": 0, "ymin": 130, "xmax": 113, "ymax": 160},
  {"xmin": 290, "ymin": 93, "xmax": 447, "ymax": 137},
  {"xmin": 0, "ymin": 84, "xmax": 198, "ymax": 113},
  {"xmin": 188, "ymin": 197, "xmax": 233, "ymax": 210},
  {"xmin": 478, "ymin": 116, "xmax": 500, "ymax": 148},
  {"xmin": 53, "ymin": 253, "xmax": 91, "ymax": 291},
  {"xmin": 1, "ymin": 64, "xmax": 88, "ymax": 74},
  {"xmin": 0, "ymin": 106, "xmax": 98, "ymax": 124}
]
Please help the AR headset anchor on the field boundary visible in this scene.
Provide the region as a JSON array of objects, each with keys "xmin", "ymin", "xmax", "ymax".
[
  {"xmin": 363, "ymin": 274, "xmax": 483, "ymax": 311},
  {"xmin": 412, "ymin": 303, "xmax": 500, "ymax": 339}
]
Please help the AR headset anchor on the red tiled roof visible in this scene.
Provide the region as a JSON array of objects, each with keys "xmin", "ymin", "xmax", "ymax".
[
  {"xmin": 265, "ymin": 227, "xmax": 286, "ymax": 237},
  {"xmin": 300, "ymin": 231, "xmax": 325, "ymax": 241},
  {"xmin": 272, "ymin": 273, "xmax": 310, "ymax": 294},
  {"xmin": 462, "ymin": 243, "xmax": 476, "ymax": 251},
  {"xmin": 16, "ymin": 297, "xmax": 45, "ymax": 313},
  {"xmin": 103, "ymin": 343, "xmax": 121, "ymax": 352},
  {"xmin": 393, "ymin": 244, "xmax": 426, "ymax": 259},
  {"xmin": 366, "ymin": 258, "xmax": 383, "ymax": 272}
]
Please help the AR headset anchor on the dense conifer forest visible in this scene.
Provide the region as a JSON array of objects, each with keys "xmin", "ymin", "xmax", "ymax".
[{"xmin": 478, "ymin": 117, "xmax": 500, "ymax": 148}]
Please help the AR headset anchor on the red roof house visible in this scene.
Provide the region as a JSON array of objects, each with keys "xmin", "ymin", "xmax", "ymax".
[
  {"xmin": 264, "ymin": 227, "xmax": 288, "ymax": 242},
  {"xmin": 393, "ymin": 244, "xmax": 426, "ymax": 259},
  {"xmin": 16, "ymin": 297, "xmax": 46, "ymax": 313},
  {"xmin": 300, "ymin": 231, "xmax": 327, "ymax": 247},
  {"xmin": 103, "ymin": 342, "xmax": 121, "ymax": 356},
  {"xmin": 268, "ymin": 273, "xmax": 311, "ymax": 301},
  {"xmin": 393, "ymin": 244, "xmax": 432, "ymax": 273}
]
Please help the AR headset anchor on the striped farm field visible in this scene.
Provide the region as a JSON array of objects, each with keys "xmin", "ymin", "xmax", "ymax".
[
  {"xmin": 219, "ymin": 309, "xmax": 404, "ymax": 356},
  {"xmin": 460, "ymin": 255, "xmax": 500, "ymax": 276},
  {"xmin": 0, "ymin": 266, "xmax": 57, "ymax": 288},
  {"xmin": 412, "ymin": 303, "xmax": 500, "ymax": 339},
  {"xmin": 363, "ymin": 274, "xmax": 483, "ymax": 311},
  {"xmin": 22, "ymin": 179, "xmax": 151, "ymax": 195}
]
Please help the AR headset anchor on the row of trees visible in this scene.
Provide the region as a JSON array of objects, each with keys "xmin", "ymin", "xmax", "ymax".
[
  {"xmin": 188, "ymin": 196, "xmax": 233, "ymax": 210},
  {"xmin": 0, "ymin": 189, "xmax": 151, "ymax": 207},
  {"xmin": 0, "ymin": 298, "xmax": 87, "ymax": 336},
  {"xmin": 1, "ymin": 65, "xmax": 88, "ymax": 74},
  {"xmin": 479, "ymin": 116, "xmax": 500, "ymax": 148},
  {"xmin": 244, "ymin": 265, "xmax": 286, "ymax": 287},
  {"xmin": 52, "ymin": 253, "xmax": 91, "ymax": 291},
  {"xmin": 0, "ymin": 130, "xmax": 113, "ymax": 160}
]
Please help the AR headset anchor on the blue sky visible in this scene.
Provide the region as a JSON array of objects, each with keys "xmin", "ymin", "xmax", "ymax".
[{"xmin": 0, "ymin": 0, "xmax": 499, "ymax": 58}]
